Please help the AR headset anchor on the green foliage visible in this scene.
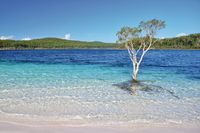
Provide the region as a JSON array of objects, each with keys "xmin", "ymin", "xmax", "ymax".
[
  {"xmin": 139, "ymin": 19, "xmax": 165, "ymax": 36},
  {"xmin": 116, "ymin": 19, "xmax": 166, "ymax": 50},
  {"xmin": 0, "ymin": 38, "xmax": 116, "ymax": 49},
  {"xmin": 116, "ymin": 27, "xmax": 141, "ymax": 44},
  {"xmin": 0, "ymin": 34, "xmax": 200, "ymax": 50},
  {"xmin": 154, "ymin": 33, "xmax": 200, "ymax": 49},
  {"xmin": 116, "ymin": 33, "xmax": 200, "ymax": 49}
]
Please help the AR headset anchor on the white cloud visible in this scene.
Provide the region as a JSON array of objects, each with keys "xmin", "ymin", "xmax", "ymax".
[
  {"xmin": 176, "ymin": 33, "xmax": 187, "ymax": 37},
  {"xmin": 158, "ymin": 37, "xmax": 165, "ymax": 39},
  {"xmin": 21, "ymin": 37, "xmax": 31, "ymax": 40},
  {"xmin": 0, "ymin": 36, "xmax": 13, "ymax": 40},
  {"xmin": 64, "ymin": 34, "xmax": 71, "ymax": 40}
]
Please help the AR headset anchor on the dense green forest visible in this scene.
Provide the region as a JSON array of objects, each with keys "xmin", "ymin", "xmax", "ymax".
[
  {"xmin": 118, "ymin": 33, "xmax": 200, "ymax": 49},
  {"xmin": 154, "ymin": 33, "xmax": 200, "ymax": 49},
  {"xmin": 0, "ymin": 33, "xmax": 200, "ymax": 49},
  {"xmin": 0, "ymin": 38, "xmax": 116, "ymax": 49}
]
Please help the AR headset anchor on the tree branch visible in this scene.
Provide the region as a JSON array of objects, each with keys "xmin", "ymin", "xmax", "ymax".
[
  {"xmin": 144, "ymin": 35, "xmax": 153, "ymax": 52},
  {"xmin": 125, "ymin": 43, "xmax": 134, "ymax": 62}
]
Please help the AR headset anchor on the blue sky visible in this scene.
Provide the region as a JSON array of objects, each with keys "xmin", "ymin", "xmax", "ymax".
[{"xmin": 0, "ymin": 0, "xmax": 199, "ymax": 42}]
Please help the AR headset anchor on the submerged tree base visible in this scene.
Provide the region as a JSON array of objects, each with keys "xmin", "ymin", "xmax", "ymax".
[
  {"xmin": 132, "ymin": 78, "xmax": 138, "ymax": 83},
  {"xmin": 114, "ymin": 80, "xmax": 179, "ymax": 99}
]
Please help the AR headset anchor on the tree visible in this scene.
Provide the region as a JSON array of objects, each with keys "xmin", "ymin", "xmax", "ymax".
[{"xmin": 116, "ymin": 19, "xmax": 165, "ymax": 82}]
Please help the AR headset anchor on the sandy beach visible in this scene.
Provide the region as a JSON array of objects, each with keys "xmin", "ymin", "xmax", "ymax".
[{"xmin": 0, "ymin": 121, "xmax": 200, "ymax": 133}]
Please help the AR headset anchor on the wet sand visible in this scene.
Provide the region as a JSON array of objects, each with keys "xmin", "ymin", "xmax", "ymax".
[{"xmin": 0, "ymin": 121, "xmax": 199, "ymax": 133}]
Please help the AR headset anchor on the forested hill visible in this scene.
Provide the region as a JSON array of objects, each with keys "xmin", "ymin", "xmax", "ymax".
[
  {"xmin": 117, "ymin": 33, "xmax": 200, "ymax": 49},
  {"xmin": 0, "ymin": 38, "xmax": 116, "ymax": 49},
  {"xmin": 0, "ymin": 33, "xmax": 200, "ymax": 49},
  {"xmin": 154, "ymin": 33, "xmax": 200, "ymax": 49}
]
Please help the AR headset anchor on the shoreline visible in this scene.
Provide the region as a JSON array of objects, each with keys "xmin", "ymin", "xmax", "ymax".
[
  {"xmin": 0, "ymin": 120, "xmax": 199, "ymax": 133},
  {"xmin": 0, "ymin": 115, "xmax": 199, "ymax": 133},
  {"xmin": 0, "ymin": 48, "xmax": 199, "ymax": 133},
  {"xmin": 1, "ymin": 114, "xmax": 199, "ymax": 129},
  {"xmin": 0, "ymin": 48, "xmax": 200, "ymax": 50}
]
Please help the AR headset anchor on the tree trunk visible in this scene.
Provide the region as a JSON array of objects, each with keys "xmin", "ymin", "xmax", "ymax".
[
  {"xmin": 132, "ymin": 72, "xmax": 137, "ymax": 83},
  {"xmin": 132, "ymin": 63, "xmax": 138, "ymax": 83}
]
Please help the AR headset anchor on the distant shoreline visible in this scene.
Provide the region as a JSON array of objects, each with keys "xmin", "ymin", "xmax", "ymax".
[
  {"xmin": 0, "ymin": 33, "xmax": 200, "ymax": 50},
  {"xmin": 0, "ymin": 48, "xmax": 200, "ymax": 50}
]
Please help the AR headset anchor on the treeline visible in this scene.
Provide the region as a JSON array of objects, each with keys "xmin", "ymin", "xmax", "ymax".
[
  {"xmin": 0, "ymin": 33, "xmax": 200, "ymax": 49},
  {"xmin": 154, "ymin": 33, "xmax": 200, "ymax": 49},
  {"xmin": 118, "ymin": 33, "xmax": 200, "ymax": 49},
  {"xmin": 0, "ymin": 38, "xmax": 116, "ymax": 49}
]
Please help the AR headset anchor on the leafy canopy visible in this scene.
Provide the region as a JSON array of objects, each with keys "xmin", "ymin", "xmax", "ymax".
[
  {"xmin": 116, "ymin": 27, "xmax": 141, "ymax": 44},
  {"xmin": 116, "ymin": 19, "xmax": 166, "ymax": 45},
  {"xmin": 139, "ymin": 19, "xmax": 165, "ymax": 37}
]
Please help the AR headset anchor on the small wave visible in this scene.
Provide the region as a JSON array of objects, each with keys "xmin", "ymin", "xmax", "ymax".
[{"xmin": 129, "ymin": 119, "xmax": 152, "ymax": 124}]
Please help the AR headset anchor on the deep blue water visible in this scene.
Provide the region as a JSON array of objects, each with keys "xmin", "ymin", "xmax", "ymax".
[
  {"xmin": 0, "ymin": 49, "xmax": 200, "ymax": 126},
  {"xmin": 0, "ymin": 49, "xmax": 199, "ymax": 77}
]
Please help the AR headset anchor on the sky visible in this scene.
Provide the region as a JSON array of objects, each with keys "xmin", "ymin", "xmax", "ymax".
[{"xmin": 0, "ymin": 0, "xmax": 199, "ymax": 42}]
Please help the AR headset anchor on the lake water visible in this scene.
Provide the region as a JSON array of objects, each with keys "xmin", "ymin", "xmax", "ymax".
[{"xmin": 0, "ymin": 49, "xmax": 200, "ymax": 126}]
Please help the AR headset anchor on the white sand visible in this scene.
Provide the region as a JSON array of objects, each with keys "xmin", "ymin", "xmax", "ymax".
[{"xmin": 0, "ymin": 121, "xmax": 199, "ymax": 133}]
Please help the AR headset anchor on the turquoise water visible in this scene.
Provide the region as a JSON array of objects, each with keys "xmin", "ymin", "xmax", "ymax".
[{"xmin": 0, "ymin": 49, "xmax": 200, "ymax": 126}]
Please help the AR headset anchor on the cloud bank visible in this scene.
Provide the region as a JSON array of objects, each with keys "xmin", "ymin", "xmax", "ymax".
[
  {"xmin": 0, "ymin": 36, "xmax": 13, "ymax": 40},
  {"xmin": 21, "ymin": 37, "xmax": 32, "ymax": 40},
  {"xmin": 176, "ymin": 33, "xmax": 187, "ymax": 37},
  {"xmin": 64, "ymin": 34, "xmax": 71, "ymax": 40}
]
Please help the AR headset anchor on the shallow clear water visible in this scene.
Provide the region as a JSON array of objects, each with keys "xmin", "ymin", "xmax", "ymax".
[{"xmin": 0, "ymin": 49, "xmax": 200, "ymax": 126}]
